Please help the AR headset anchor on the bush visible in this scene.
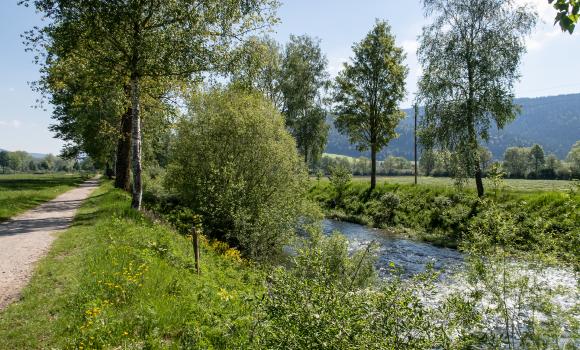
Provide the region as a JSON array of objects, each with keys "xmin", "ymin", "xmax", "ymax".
[
  {"xmin": 255, "ymin": 228, "xmax": 453, "ymax": 349},
  {"xmin": 165, "ymin": 89, "xmax": 309, "ymax": 261}
]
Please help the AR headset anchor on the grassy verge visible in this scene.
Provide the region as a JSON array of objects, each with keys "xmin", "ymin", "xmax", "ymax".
[
  {"xmin": 0, "ymin": 173, "xmax": 88, "ymax": 221},
  {"xmin": 310, "ymin": 180, "xmax": 580, "ymax": 265},
  {"xmin": 0, "ymin": 182, "xmax": 263, "ymax": 349}
]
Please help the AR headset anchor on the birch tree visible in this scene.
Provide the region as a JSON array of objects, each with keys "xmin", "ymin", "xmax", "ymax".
[{"xmin": 417, "ymin": 0, "xmax": 536, "ymax": 197}]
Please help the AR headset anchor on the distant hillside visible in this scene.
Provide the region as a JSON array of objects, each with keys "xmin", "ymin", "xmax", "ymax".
[{"xmin": 325, "ymin": 93, "xmax": 580, "ymax": 160}]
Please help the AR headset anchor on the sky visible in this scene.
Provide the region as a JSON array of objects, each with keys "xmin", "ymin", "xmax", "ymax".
[{"xmin": 0, "ymin": 0, "xmax": 578, "ymax": 155}]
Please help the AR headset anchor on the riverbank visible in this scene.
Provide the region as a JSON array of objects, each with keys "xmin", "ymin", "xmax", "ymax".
[{"xmin": 309, "ymin": 180, "xmax": 580, "ymax": 267}]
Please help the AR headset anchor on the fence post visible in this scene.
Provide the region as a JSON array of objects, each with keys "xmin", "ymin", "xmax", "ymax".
[{"xmin": 192, "ymin": 225, "xmax": 200, "ymax": 275}]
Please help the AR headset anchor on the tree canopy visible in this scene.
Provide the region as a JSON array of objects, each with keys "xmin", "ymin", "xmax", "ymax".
[{"xmin": 333, "ymin": 20, "xmax": 407, "ymax": 190}]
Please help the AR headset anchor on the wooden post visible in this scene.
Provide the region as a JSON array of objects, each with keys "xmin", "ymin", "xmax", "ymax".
[
  {"xmin": 192, "ymin": 226, "xmax": 200, "ymax": 274},
  {"xmin": 414, "ymin": 103, "xmax": 418, "ymax": 185}
]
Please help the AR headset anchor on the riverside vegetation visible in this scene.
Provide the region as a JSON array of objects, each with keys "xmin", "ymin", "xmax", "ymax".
[
  {"xmin": 310, "ymin": 166, "xmax": 580, "ymax": 268},
  {"xmin": 7, "ymin": 0, "xmax": 579, "ymax": 348}
]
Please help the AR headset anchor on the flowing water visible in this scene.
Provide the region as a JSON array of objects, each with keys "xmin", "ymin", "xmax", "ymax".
[
  {"xmin": 323, "ymin": 218, "xmax": 579, "ymax": 345},
  {"xmin": 322, "ymin": 218, "xmax": 463, "ymax": 278}
]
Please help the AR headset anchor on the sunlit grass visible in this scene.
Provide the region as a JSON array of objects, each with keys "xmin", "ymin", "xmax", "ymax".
[
  {"xmin": 0, "ymin": 182, "xmax": 263, "ymax": 349},
  {"xmin": 0, "ymin": 173, "xmax": 86, "ymax": 221}
]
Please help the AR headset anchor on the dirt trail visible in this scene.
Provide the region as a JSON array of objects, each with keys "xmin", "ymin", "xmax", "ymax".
[{"xmin": 0, "ymin": 178, "xmax": 100, "ymax": 310}]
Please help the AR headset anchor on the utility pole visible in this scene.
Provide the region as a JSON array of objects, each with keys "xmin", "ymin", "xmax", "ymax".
[{"xmin": 414, "ymin": 103, "xmax": 418, "ymax": 185}]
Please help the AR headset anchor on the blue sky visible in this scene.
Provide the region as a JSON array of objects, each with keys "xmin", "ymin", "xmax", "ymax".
[{"xmin": 1, "ymin": 0, "xmax": 579, "ymax": 154}]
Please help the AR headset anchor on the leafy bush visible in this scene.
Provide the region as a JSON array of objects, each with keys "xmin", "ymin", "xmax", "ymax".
[
  {"xmin": 165, "ymin": 89, "xmax": 310, "ymax": 261},
  {"xmin": 328, "ymin": 163, "xmax": 352, "ymax": 205},
  {"xmin": 255, "ymin": 228, "xmax": 452, "ymax": 349}
]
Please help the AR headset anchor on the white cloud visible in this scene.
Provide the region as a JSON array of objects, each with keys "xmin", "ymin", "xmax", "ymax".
[
  {"xmin": 8, "ymin": 87, "xmax": 15, "ymax": 92},
  {"xmin": 527, "ymin": 28, "xmax": 561, "ymax": 50},
  {"xmin": 0, "ymin": 120, "xmax": 22, "ymax": 128}
]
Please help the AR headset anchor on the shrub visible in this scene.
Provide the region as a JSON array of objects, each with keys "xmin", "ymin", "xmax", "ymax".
[
  {"xmin": 165, "ymin": 89, "xmax": 309, "ymax": 261},
  {"xmin": 328, "ymin": 163, "xmax": 352, "ymax": 205}
]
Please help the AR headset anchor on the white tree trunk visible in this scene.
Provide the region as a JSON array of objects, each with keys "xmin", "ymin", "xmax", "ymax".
[{"xmin": 130, "ymin": 74, "xmax": 142, "ymax": 210}]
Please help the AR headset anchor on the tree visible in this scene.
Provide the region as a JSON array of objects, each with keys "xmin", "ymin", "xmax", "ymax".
[
  {"xmin": 280, "ymin": 35, "xmax": 329, "ymax": 167},
  {"xmin": 333, "ymin": 20, "xmax": 408, "ymax": 190},
  {"xmin": 549, "ymin": 0, "xmax": 579, "ymax": 33},
  {"xmin": 479, "ymin": 147, "xmax": 493, "ymax": 173},
  {"xmin": 230, "ymin": 36, "xmax": 284, "ymax": 109},
  {"xmin": 166, "ymin": 89, "xmax": 309, "ymax": 261},
  {"xmin": 529, "ymin": 144, "xmax": 545, "ymax": 176},
  {"xmin": 417, "ymin": 0, "xmax": 536, "ymax": 197},
  {"xmin": 503, "ymin": 147, "xmax": 530, "ymax": 178},
  {"xmin": 25, "ymin": 0, "xmax": 278, "ymax": 210},
  {"xmin": 567, "ymin": 140, "xmax": 580, "ymax": 178},
  {"xmin": 8, "ymin": 151, "xmax": 30, "ymax": 172},
  {"xmin": 419, "ymin": 149, "xmax": 437, "ymax": 176},
  {"xmin": 0, "ymin": 151, "xmax": 9, "ymax": 173}
]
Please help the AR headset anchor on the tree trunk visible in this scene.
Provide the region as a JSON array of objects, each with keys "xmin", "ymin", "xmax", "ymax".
[
  {"xmin": 114, "ymin": 106, "xmax": 132, "ymax": 191},
  {"xmin": 414, "ymin": 104, "xmax": 418, "ymax": 185},
  {"xmin": 475, "ymin": 164, "xmax": 484, "ymax": 197},
  {"xmin": 370, "ymin": 144, "xmax": 377, "ymax": 190},
  {"xmin": 130, "ymin": 73, "xmax": 142, "ymax": 210}
]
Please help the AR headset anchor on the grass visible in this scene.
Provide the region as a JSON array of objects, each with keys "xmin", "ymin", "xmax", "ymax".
[
  {"xmin": 313, "ymin": 175, "xmax": 576, "ymax": 193},
  {"xmin": 0, "ymin": 181, "xmax": 264, "ymax": 349},
  {"xmin": 0, "ymin": 173, "xmax": 87, "ymax": 222}
]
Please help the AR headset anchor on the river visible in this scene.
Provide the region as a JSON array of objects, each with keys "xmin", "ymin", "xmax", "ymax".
[{"xmin": 322, "ymin": 218, "xmax": 463, "ymax": 278}]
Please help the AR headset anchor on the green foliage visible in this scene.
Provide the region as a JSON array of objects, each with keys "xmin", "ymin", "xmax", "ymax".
[
  {"xmin": 328, "ymin": 163, "xmax": 352, "ymax": 203},
  {"xmin": 166, "ymin": 89, "xmax": 310, "ymax": 261},
  {"xmin": 230, "ymin": 36, "xmax": 284, "ymax": 109},
  {"xmin": 280, "ymin": 35, "xmax": 330, "ymax": 167},
  {"xmin": 550, "ymin": 0, "xmax": 579, "ymax": 33},
  {"xmin": 333, "ymin": 20, "xmax": 407, "ymax": 189},
  {"xmin": 0, "ymin": 173, "xmax": 87, "ymax": 221},
  {"xmin": 568, "ymin": 140, "xmax": 580, "ymax": 178},
  {"xmin": 255, "ymin": 228, "xmax": 450, "ymax": 350}
]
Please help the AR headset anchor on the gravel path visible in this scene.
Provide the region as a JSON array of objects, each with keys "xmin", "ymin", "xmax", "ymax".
[{"xmin": 0, "ymin": 178, "xmax": 100, "ymax": 310}]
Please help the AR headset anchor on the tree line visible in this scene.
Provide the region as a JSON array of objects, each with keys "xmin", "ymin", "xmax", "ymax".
[
  {"xmin": 320, "ymin": 139, "xmax": 580, "ymax": 180},
  {"xmin": 0, "ymin": 150, "xmax": 94, "ymax": 174}
]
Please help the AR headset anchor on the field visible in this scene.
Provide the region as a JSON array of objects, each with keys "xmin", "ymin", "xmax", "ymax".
[
  {"xmin": 0, "ymin": 182, "xmax": 263, "ymax": 349},
  {"xmin": 0, "ymin": 173, "xmax": 86, "ymax": 222},
  {"xmin": 314, "ymin": 175, "xmax": 576, "ymax": 193}
]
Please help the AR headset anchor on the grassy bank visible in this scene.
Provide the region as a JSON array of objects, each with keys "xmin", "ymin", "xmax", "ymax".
[
  {"xmin": 309, "ymin": 180, "xmax": 580, "ymax": 265},
  {"xmin": 0, "ymin": 173, "xmax": 87, "ymax": 221},
  {"xmin": 0, "ymin": 182, "xmax": 263, "ymax": 349}
]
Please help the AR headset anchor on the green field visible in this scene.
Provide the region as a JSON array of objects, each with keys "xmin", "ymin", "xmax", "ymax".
[
  {"xmin": 314, "ymin": 175, "xmax": 576, "ymax": 193},
  {"xmin": 0, "ymin": 182, "xmax": 262, "ymax": 349},
  {"xmin": 0, "ymin": 173, "xmax": 86, "ymax": 222}
]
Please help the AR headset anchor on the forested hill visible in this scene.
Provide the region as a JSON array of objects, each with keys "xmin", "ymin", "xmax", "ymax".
[{"xmin": 325, "ymin": 93, "xmax": 580, "ymax": 160}]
